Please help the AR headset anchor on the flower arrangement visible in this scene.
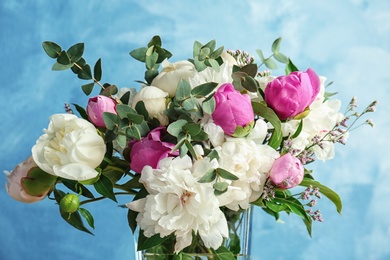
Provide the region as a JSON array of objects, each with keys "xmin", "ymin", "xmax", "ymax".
[{"xmin": 4, "ymin": 35, "xmax": 376, "ymax": 258}]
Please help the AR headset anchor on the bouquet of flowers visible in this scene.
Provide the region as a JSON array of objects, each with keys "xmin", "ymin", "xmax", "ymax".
[{"xmin": 4, "ymin": 35, "xmax": 376, "ymax": 259}]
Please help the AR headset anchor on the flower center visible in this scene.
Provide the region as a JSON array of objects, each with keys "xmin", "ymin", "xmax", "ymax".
[{"xmin": 180, "ymin": 191, "xmax": 192, "ymax": 206}]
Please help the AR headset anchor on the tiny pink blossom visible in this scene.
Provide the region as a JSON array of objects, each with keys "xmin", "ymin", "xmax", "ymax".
[
  {"xmin": 86, "ymin": 95, "xmax": 117, "ymax": 127},
  {"xmin": 129, "ymin": 127, "xmax": 179, "ymax": 173},
  {"xmin": 265, "ymin": 68, "xmax": 320, "ymax": 121},
  {"xmin": 269, "ymin": 153, "xmax": 304, "ymax": 189},
  {"xmin": 212, "ymin": 83, "xmax": 254, "ymax": 136}
]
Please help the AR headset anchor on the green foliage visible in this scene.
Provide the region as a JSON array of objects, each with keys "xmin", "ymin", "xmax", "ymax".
[
  {"xmin": 252, "ymin": 102, "xmax": 283, "ymax": 149},
  {"xmin": 54, "ymin": 188, "xmax": 94, "ymax": 235},
  {"xmin": 93, "ymin": 174, "xmax": 117, "ymax": 202},
  {"xmin": 42, "ymin": 41, "xmax": 106, "ymax": 96},
  {"xmin": 130, "ymin": 35, "xmax": 172, "ymax": 84},
  {"xmin": 191, "ymin": 39, "xmax": 224, "ymax": 72},
  {"xmin": 256, "ymin": 37, "xmax": 291, "ymax": 72}
]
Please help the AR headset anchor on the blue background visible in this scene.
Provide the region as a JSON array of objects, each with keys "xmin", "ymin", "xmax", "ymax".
[{"xmin": 0, "ymin": 1, "xmax": 388, "ymax": 259}]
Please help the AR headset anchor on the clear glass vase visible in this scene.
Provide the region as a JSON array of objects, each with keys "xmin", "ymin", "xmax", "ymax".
[{"xmin": 134, "ymin": 206, "xmax": 253, "ymax": 260}]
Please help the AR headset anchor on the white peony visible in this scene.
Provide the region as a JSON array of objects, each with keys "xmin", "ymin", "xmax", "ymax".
[
  {"xmin": 32, "ymin": 114, "xmax": 106, "ymax": 181},
  {"xmin": 282, "ymin": 76, "xmax": 345, "ymax": 160},
  {"xmin": 132, "ymin": 85, "xmax": 169, "ymax": 125},
  {"xmin": 127, "ymin": 155, "xmax": 228, "ymax": 253},
  {"xmin": 151, "ymin": 59, "xmax": 197, "ymax": 97},
  {"xmin": 216, "ymin": 137, "xmax": 279, "ymax": 211}
]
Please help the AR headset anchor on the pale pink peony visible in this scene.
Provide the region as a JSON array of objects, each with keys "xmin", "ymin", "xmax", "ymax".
[
  {"xmin": 5, "ymin": 156, "xmax": 51, "ymax": 203},
  {"xmin": 86, "ymin": 95, "xmax": 117, "ymax": 127},
  {"xmin": 269, "ymin": 153, "xmax": 304, "ymax": 189}
]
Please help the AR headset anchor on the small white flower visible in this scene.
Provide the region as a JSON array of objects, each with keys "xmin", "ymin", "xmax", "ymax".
[
  {"xmin": 127, "ymin": 155, "xmax": 228, "ymax": 253},
  {"xmin": 32, "ymin": 114, "xmax": 106, "ymax": 181}
]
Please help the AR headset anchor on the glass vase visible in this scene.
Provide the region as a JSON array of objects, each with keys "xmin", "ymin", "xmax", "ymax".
[{"xmin": 134, "ymin": 206, "xmax": 253, "ymax": 260}]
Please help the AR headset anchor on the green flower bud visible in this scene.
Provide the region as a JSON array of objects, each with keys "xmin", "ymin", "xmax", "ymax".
[{"xmin": 60, "ymin": 194, "xmax": 80, "ymax": 213}]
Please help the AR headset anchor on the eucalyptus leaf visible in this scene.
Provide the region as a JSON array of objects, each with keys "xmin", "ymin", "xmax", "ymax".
[
  {"xmin": 191, "ymin": 82, "xmax": 218, "ymax": 98},
  {"xmin": 147, "ymin": 35, "xmax": 162, "ymax": 47},
  {"xmin": 241, "ymin": 75, "xmax": 258, "ymax": 92},
  {"xmin": 145, "ymin": 51, "xmax": 158, "ymax": 70},
  {"xmin": 94, "ymin": 58, "xmax": 102, "ymax": 81},
  {"xmin": 42, "ymin": 41, "xmax": 61, "ymax": 58},
  {"xmin": 126, "ymin": 125, "xmax": 142, "ymax": 140},
  {"xmin": 175, "ymin": 80, "xmax": 192, "ymax": 101},
  {"xmin": 81, "ymin": 82, "xmax": 95, "ymax": 96},
  {"xmin": 52, "ymin": 62, "xmax": 73, "ymax": 71},
  {"xmin": 182, "ymin": 122, "xmax": 201, "ymax": 136},
  {"xmin": 217, "ymin": 168, "xmax": 239, "ymax": 181},
  {"xmin": 202, "ymin": 94, "xmax": 216, "ymax": 114},
  {"xmin": 67, "ymin": 42, "xmax": 84, "ymax": 63},
  {"xmin": 130, "ymin": 47, "xmax": 147, "ymax": 62},
  {"xmin": 213, "ymin": 181, "xmax": 229, "ymax": 192},
  {"xmin": 167, "ymin": 119, "xmax": 187, "ymax": 137},
  {"xmin": 103, "ymin": 112, "xmax": 119, "ymax": 130},
  {"xmin": 78, "ymin": 64, "xmax": 93, "ymax": 80},
  {"xmin": 271, "ymin": 37, "xmax": 282, "ymax": 53},
  {"xmin": 198, "ymin": 168, "xmax": 217, "ymax": 183},
  {"xmin": 264, "ymin": 58, "xmax": 277, "ymax": 70},
  {"xmin": 145, "ymin": 69, "xmax": 159, "ymax": 84},
  {"xmin": 274, "ymin": 52, "xmax": 289, "ymax": 64},
  {"xmin": 208, "ymin": 58, "xmax": 220, "ymax": 72},
  {"xmin": 256, "ymin": 49, "xmax": 265, "ymax": 61},
  {"xmin": 57, "ymin": 50, "xmax": 71, "ymax": 65}
]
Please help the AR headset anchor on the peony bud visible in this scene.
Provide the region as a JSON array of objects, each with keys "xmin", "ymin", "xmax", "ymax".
[
  {"xmin": 132, "ymin": 86, "xmax": 169, "ymax": 126},
  {"xmin": 212, "ymin": 83, "xmax": 254, "ymax": 137},
  {"xmin": 86, "ymin": 95, "xmax": 117, "ymax": 127},
  {"xmin": 129, "ymin": 127, "xmax": 179, "ymax": 173},
  {"xmin": 4, "ymin": 156, "xmax": 56, "ymax": 203},
  {"xmin": 60, "ymin": 194, "xmax": 80, "ymax": 213},
  {"xmin": 151, "ymin": 59, "xmax": 197, "ymax": 97},
  {"xmin": 269, "ymin": 153, "xmax": 304, "ymax": 189},
  {"xmin": 264, "ymin": 68, "xmax": 321, "ymax": 121}
]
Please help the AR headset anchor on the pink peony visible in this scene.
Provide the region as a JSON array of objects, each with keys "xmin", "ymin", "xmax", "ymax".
[
  {"xmin": 269, "ymin": 153, "xmax": 304, "ymax": 189},
  {"xmin": 5, "ymin": 156, "xmax": 55, "ymax": 203},
  {"xmin": 86, "ymin": 95, "xmax": 117, "ymax": 127},
  {"xmin": 212, "ymin": 83, "xmax": 254, "ymax": 137},
  {"xmin": 264, "ymin": 68, "xmax": 321, "ymax": 121},
  {"xmin": 129, "ymin": 127, "xmax": 179, "ymax": 173}
]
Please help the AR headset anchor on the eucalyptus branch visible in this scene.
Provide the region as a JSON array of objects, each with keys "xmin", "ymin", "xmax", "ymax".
[{"xmin": 73, "ymin": 62, "xmax": 105, "ymax": 89}]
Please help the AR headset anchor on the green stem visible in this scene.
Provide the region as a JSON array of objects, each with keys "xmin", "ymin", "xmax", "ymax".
[{"xmin": 79, "ymin": 192, "xmax": 130, "ymax": 205}]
